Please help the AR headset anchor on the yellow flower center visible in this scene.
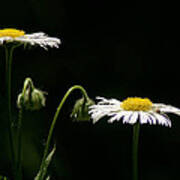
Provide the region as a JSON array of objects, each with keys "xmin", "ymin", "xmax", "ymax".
[
  {"xmin": 0, "ymin": 28, "xmax": 25, "ymax": 38},
  {"xmin": 121, "ymin": 97, "xmax": 153, "ymax": 111}
]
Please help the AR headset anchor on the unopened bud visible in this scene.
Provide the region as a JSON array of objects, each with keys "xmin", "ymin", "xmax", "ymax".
[
  {"xmin": 71, "ymin": 96, "xmax": 94, "ymax": 121},
  {"xmin": 17, "ymin": 77, "xmax": 47, "ymax": 111}
]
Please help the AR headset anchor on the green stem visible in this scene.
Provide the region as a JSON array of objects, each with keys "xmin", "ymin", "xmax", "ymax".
[
  {"xmin": 5, "ymin": 45, "xmax": 16, "ymax": 175},
  {"xmin": 15, "ymin": 78, "xmax": 32, "ymax": 179},
  {"xmin": 22, "ymin": 77, "xmax": 35, "ymax": 93},
  {"xmin": 16, "ymin": 108, "xmax": 23, "ymax": 180},
  {"xmin": 132, "ymin": 123, "xmax": 140, "ymax": 180},
  {"xmin": 5, "ymin": 44, "xmax": 22, "ymax": 179},
  {"xmin": 38, "ymin": 85, "xmax": 89, "ymax": 179}
]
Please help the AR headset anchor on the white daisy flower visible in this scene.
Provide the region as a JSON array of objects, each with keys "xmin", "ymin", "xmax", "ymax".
[
  {"xmin": 89, "ymin": 97, "xmax": 180, "ymax": 127},
  {"xmin": 0, "ymin": 28, "xmax": 61, "ymax": 50}
]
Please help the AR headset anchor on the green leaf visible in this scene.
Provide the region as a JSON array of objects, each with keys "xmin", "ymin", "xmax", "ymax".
[{"xmin": 34, "ymin": 145, "xmax": 56, "ymax": 180}]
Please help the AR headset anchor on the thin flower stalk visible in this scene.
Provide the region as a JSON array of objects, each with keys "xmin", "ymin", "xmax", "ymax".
[
  {"xmin": 5, "ymin": 45, "xmax": 18, "ymax": 178},
  {"xmin": 16, "ymin": 108, "xmax": 23, "ymax": 180},
  {"xmin": 132, "ymin": 123, "xmax": 140, "ymax": 180},
  {"xmin": 37, "ymin": 85, "xmax": 89, "ymax": 180}
]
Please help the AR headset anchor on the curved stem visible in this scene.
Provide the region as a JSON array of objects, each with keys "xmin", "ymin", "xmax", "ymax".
[
  {"xmin": 132, "ymin": 123, "xmax": 140, "ymax": 180},
  {"xmin": 22, "ymin": 77, "xmax": 35, "ymax": 93},
  {"xmin": 38, "ymin": 85, "xmax": 89, "ymax": 179}
]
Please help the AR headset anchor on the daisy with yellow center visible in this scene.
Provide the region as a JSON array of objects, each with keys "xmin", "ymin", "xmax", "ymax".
[
  {"xmin": 0, "ymin": 28, "xmax": 61, "ymax": 50},
  {"xmin": 0, "ymin": 28, "xmax": 61, "ymax": 179},
  {"xmin": 89, "ymin": 96, "xmax": 180, "ymax": 127},
  {"xmin": 89, "ymin": 96, "xmax": 180, "ymax": 180}
]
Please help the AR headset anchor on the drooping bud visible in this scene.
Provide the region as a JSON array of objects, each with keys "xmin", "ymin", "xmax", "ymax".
[
  {"xmin": 17, "ymin": 77, "xmax": 47, "ymax": 111},
  {"xmin": 71, "ymin": 96, "xmax": 94, "ymax": 121}
]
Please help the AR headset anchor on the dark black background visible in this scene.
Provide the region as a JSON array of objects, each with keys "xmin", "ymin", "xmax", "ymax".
[{"xmin": 1, "ymin": 0, "xmax": 180, "ymax": 179}]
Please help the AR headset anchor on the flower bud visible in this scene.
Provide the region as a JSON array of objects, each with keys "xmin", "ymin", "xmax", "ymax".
[
  {"xmin": 17, "ymin": 78, "xmax": 47, "ymax": 111},
  {"xmin": 71, "ymin": 96, "xmax": 94, "ymax": 121}
]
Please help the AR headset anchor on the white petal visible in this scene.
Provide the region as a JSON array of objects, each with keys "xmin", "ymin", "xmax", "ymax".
[
  {"xmin": 89, "ymin": 96, "xmax": 123, "ymax": 124},
  {"xmin": 108, "ymin": 111, "xmax": 126, "ymax": 123},
  {"xmin": 151, "ymin": 112, "xmax": 171, "ymax": 127},
  {"xmin": 96, "ymin": 96, "xmax": 121, "ymax": 106},
  {"xmin": 153, "ymin": 103, "xmax": 180, "ymax": 115},
  {"xmin": 128, "ymin": 112, "xmax": 138, "ymax": 125},
  {"xmin": 0, "ymin": 37, "xmax": 13, "ymax": 44},
  {"xmin": 24, "ymin": 32, "xmax": 46, "ymax": 38},
  {"xmin": 139, "ymin": 112, "xmax": 149, "ymax": 124},
  {"xmin": 147, "ymin": 113, "xmax": 157, "ymax": 125},
  {"xmin": 122, "ymin": 111, "xmax": 133, "ymax": 124},
  {"xmin": 96, "ymin": 96, "xmax": 107, "ymax": 102},
  {"xmin": 15, "ymin": 32, "xmax": 61, "ymax": 49},
  {"xmin": 89, "ymin": 105, "xmax": 116, "ymax": 124},
  {"xmin": 91, "ymin": 111, "xmax": 107, "ymax": 124},
  {"xmin": 139, "ymin": 112, "xmax": 158, "ymax": 125}
]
